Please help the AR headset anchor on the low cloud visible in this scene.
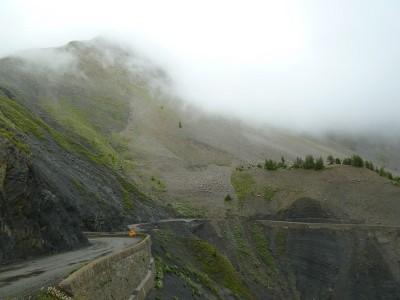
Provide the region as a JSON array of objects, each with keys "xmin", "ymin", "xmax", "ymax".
[{"xmin": 1, "ymin": 0, "xmax": 399, "ymax": 136}]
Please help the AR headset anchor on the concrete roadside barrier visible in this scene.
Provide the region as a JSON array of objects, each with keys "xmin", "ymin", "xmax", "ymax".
[{"xmin": 58, "ymin": 234, "xmax": 154, "ymax": 300}]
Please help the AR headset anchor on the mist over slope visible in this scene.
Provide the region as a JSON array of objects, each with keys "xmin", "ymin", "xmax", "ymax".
[
  {"xmin": 0, "ymin": 39, "xmax": 399, "ymax": 299},
  {"xmin": 0, "ymin": 38, "xmax": 399, "ymax": 219}
]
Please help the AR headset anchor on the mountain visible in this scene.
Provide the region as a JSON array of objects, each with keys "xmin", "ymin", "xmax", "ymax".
[
  {"xmin": 0, "ymin": 39, "xmax": 167, "ymax": 263},
  {"xmin": 0, "ymin": 38, "xmax": 399, "ymax": 298}
]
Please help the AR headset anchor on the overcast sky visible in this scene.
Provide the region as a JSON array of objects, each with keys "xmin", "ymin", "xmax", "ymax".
[{"xmin": 1, "ymin": 0, "xmax": 399, "ymax": 134}]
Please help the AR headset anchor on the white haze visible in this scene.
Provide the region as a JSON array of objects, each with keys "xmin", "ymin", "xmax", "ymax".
[{"xmin": 1, "ymin": 0, "xmax": 400, "ymax": 134}]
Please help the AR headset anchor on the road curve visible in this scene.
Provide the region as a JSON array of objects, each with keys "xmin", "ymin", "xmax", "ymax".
[
  {"xmin": 131, "ymin": 218, "xmax": 400, "ymax": 231},
  {"xmin": 0, "ymin": 237, "xmax": 141, "ymax": 299}
]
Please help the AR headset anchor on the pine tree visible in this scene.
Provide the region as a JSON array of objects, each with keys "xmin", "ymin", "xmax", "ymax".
[
  {"xmin": 327, "ymin": 155, "xmax": 334, "ymax": 165},
  {"xmin": 292, "ymin": 157, "xmax": 304, "ymax": 169},
  {"xmin": 369, "ymin": 161, "xmax": 374, "ymax": 170},
  {"xmin": 304, "ymin": 154, "xmax": 315, "ymax": 169},
  {"xmin": 343, "ymin": 157, "xmax": 352, "ymax": 165},
  {"xmin": 278, "ymin": 156, "xmax": 287, "ymax": 169},
  {"xmin": 351, "ymin": 155, "xmax": 364, "ymax": 168},
  {"xmin": 315, "ymin": 156, "xmax": 324, "ymax": 170}
]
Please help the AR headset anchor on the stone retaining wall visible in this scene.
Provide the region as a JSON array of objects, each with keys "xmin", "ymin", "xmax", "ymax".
[{"xmin": 58, "ymin": 234, "xmax": 153, "ymax": 300}]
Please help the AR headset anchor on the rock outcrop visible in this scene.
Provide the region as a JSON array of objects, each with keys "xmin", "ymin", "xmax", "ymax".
[{"xmin": 0, "ymin": 138, "xmax": 86, "ymax": 264}]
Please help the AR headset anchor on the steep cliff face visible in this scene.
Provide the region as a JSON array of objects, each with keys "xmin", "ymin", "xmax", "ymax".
[
  {"xmin": 0, "ymin": 138, "xmax": 86, "ymax": 264},
  {"xmin": 0, "ymin": 75, "xmax": 167, "ymax": 264}
]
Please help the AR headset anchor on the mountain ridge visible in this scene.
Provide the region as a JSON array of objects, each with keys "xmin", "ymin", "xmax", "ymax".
[{"xmin": 0, "ymin": 39, "xmax": 399, "ymax": 298}]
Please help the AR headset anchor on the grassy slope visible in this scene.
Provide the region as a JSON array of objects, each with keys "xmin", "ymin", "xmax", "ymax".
[
  {"xmin": 230, "ymin": 165, "xmax": 400, "ymax": 225},
  {"xmin": 0, "ymin": 94, "xmax": 148, "ymax": 214}
]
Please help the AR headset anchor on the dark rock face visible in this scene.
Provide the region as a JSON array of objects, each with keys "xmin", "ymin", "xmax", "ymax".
[
  {"xmin": 0, "ymin": 139, "xmax": 87, "ymax": 264},
  {"xmin": 278, "ymin": 227, "xmax": 400, "ymax": 300},
  {"xmin": 30, "ymin": 146, "xmax": 166, "ymax": 231},
  {"xmin": 279, "ymin": 197, "xmax": 341, "ymax": 223}
]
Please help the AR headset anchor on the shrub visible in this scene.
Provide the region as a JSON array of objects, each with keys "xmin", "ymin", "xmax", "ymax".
[
  {"xmin": 335, "ymin": 158, "xmax": 341, "ymax": 164},
  {"xmin": 327, "ymin": 155, "xmax": 334, "ymax": 165},
  {"xmin": 264, "ymin": 159, "xmax": 278, "ymax": 170},
  {"xmin": 224, "ymin": 194, "xmax": 232, "ymax": 202}
]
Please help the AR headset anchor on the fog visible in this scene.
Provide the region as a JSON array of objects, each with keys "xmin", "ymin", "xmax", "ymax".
[{"xmin": 1, "ymin": 0, "xmax": 400, "ymax": 134}]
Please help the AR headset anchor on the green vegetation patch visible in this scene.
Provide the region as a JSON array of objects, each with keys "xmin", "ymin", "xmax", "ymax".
[
  {"xmin": 277, "ymin": 230, "xmax": 286, "ymax": 255},
  {"xmin": 0, "ymin": 95, "xmax": 105, "ymax": 164},
  {"xmin": 151, "ymin": 175, "xmax": 167, "ymax": 192},
  {"xmin": 263, "ymin": 186, "xmax": 279, "ymax": 200},
  {"xmin": 231, "ymin": 170, "xmax": 255, "ymax": 204},
  {"xmin": 155, "ymin": 256, "xmax": 164, "ymax": 289},
  {"xmin": 42, "ymin": 99, "xmax": 124, "ymax": 169},
  {"xmin": 0, "ymin": 96, "xmax": 44, "ymax": 152},
  {"xmin": 122, "ymin": 189, "xmax": 132, "ymax": 212},
  {"xmin": 116, "ymin": 174, "xmax": 147, "ymax": 212},
  {"xmin": 71, "ymin": 177, "xmax": 83, "ymax": 190},
  {"xmin": 231, "ymin": 224, "xmax": 251, "ymax": 258},
  {"xmin": 183, "ymin": 238, "xmax": 252, "ymax": 299},
  {"xmin": 250, "ymin": 225, "xmax": 279, "ymax": 277},
  {"xmin": 0, "ymin": 128, "xmax": 30, "ymax": 153},
  {"xmin": 35, "ymin": 286, "xmax": 73, "ymax": 300},
  {"xmin": 0, "ymin": 96, "xmax": 44, "ymax": 140},
  {"xmin": 156, "ymin": 259, "xmax": 222, "ymax": 298},
  {"xmin": 168, "ymin": 202, "xmax": 206, "ymax": 218}
]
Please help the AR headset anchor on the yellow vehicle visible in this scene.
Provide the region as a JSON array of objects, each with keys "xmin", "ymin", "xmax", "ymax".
[{"xmin": 129, "ymin": 228, "xmax": 136, "ymax": 237}]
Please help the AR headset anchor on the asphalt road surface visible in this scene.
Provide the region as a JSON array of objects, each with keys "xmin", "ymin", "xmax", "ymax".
[{"xmin": 0, "ymin": 237, "xmax": 140, "ymax": 299}]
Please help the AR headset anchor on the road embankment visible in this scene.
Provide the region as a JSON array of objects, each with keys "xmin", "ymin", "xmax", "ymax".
[{"xmin": 58, "ymin": 233, "xmax": 154, "ymax": 300}]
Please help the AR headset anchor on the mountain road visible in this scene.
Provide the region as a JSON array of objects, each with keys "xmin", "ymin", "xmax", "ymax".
[{"xmin": 0, "ymin": 236, "xmax": 141, "ymax": 299}]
